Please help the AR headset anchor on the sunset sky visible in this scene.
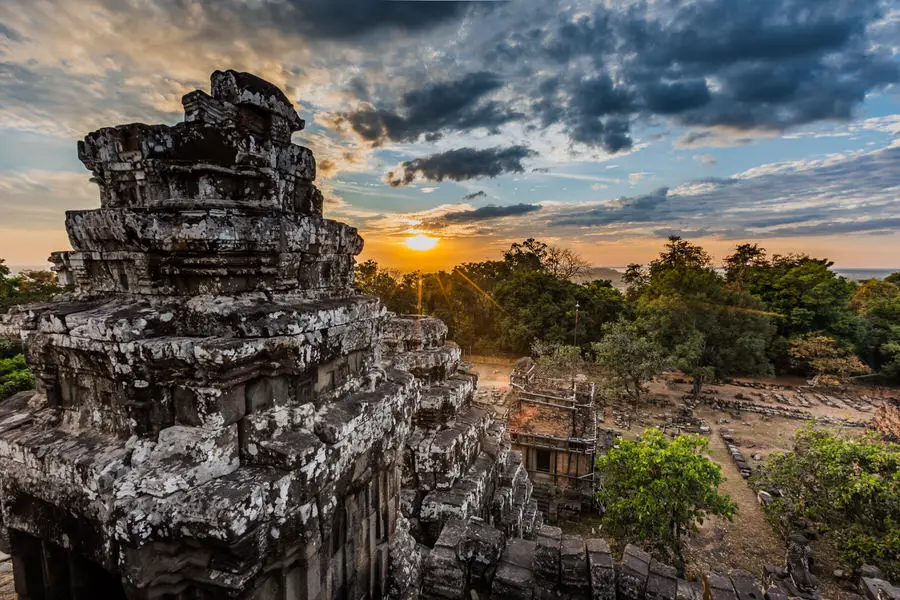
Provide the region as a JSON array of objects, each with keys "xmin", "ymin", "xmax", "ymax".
[{"xmin": 1, "ymin": 0, "xmax": 899, "ymax": 271}]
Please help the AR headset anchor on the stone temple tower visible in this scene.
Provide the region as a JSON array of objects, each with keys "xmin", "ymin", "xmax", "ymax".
[{"xmin": 0, "ymin": 70, "xmax": 418, "ymax": 599}]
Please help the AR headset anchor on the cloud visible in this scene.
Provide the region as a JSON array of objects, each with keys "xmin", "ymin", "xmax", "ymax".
[
  {"xmin": 694, "ymin": 154, "xmax": 717, "ymax": 166},
  {"xmin": 493, "ymin": 0, "xmax": 898, "ymax": 149},
  {"xmin": 93, "ymin": 0, "xmax": 475, "ymax": 43},
  {"xmin": 542, "ymin": 144, "xmax": 900, "ymax": 238},
  {"xmin": 0, "ymin": 23, "xmax": 23, "ymax": 42},
  {"xmin": 1, "ymin": 0, "xmax": 896, "ymax": 156},
  {"xmin": 425, "ymin": 203, "xmax": 543, "ymax": 227},
  {"xmin": 0, "ymin": 170, "xmax": 96, "ymax": 227},
  {"xmin": 755, "ymin": 218, "xmax": 900, "ymax": 238},
  {"xmin": 332, "ymin": 72, "xmax": 523, "ymax": 145},
  {"xmin": 462, "ymin": 191, "xmax": 487, "ymax": 201},
  {"xmin": 674, "ymin": 131, "xmax": 756, "ymax": 148},
  {"xmin": 551, "ymin": 187, "xmax": 671, "ymax": 227},
  {"xmin": 385, "ymin": 145, "xmax": 536, "ymax": 187},
  {"xmin": 629, "ymin": 172, "xmax": 651, "ymax": 184}
]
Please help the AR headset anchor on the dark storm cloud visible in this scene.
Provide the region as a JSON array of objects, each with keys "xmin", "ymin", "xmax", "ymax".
[
  {"xmin": 0, "ymin": 23, "xmax": 23, "ymax": 42},
  {"xmin": 481, "ymin": 0, "xmax": 899, "ymax": 151},
  {"xmin": 385, "ymin": 146, "xmax": 536, "ymax": 187},
  {"xmin": 640, "ymin": 80, "xmax": 712, "ymax": 115},
  {"xmin": 109, "ymin": 0, "xmax": 892, "ymax": 154},
  {"xmin": 336, "ymin": 72, "xmax": 522, "ymax": 145},
  {"xmin": 427, "ymin": 203, "xmax": 543, "ymax": 228},
  {"xmin": 462, "ymin": 191, "xmax": 487, "ymax": 201}
]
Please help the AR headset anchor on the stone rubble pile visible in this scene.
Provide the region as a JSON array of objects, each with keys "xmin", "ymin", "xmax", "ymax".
[
  {"xmin": 720, "ymin": 430, "xmax": 753, "ymax": 479},
  {"xmin": 702, "ymin": 396, "xmax": 870, "ymax": 428}
]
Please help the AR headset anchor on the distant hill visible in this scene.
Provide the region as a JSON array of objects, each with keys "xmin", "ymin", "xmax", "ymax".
[
  {"xmin": 573, "ymin": 266, "xmax": 626, "ymax": 290},
  {"xmin": 7, "ymin": 265, "xmax": 54, "ymax": 275},
  {"xmin": 832, "ymin": 268, "xmax": 898, "ymax": 282}
]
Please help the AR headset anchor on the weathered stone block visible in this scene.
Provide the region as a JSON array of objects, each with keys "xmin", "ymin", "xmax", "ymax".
[
  {"xmin": 763, "ymin": 587, "xmax": 789, "ymax": 600},
  {"xmin": 730, "ymin": 569, "xmax": 764, "ymax": 600},
  {"xmin": 704, "ymin": 572, "xmax": 737, "ymax": 600},
  {"xmin": 586, "ymin": 538, "xmax": 614, "ymax": 600},
  {"xmin": 533, "ymin": 525, "xmax": 562, "ymax": 584},
  {"xmin": 646, "ymin": 559, "xmax": 678, "ymax": 600},
  {"xmin": 491, "ymin": 539, "xmax": 536, "ymax": 600},
  {"xmin": 677, "ymin": 579, "xmax": 702, "ymax": 600},
  {"xmin": 560, "ymin": 535, "xmax": 589, "ymax": 596},
  {"xmin": 861, "ymin": 578, "xmax": 900, "ymax": 600},
  {"xmin": 617, "ymin": 544, "xmax": 650, "ymax": 600}
]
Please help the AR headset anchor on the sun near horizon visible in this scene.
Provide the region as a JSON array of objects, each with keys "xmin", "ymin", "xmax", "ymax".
[{"xmin": 404, "ymin": 234, "xmax": 440, "ymax": 252}]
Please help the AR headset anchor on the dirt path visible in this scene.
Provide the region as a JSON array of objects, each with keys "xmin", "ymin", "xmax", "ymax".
[{"xmin": 684, "ymin": 418, "xmax": 784, "ymax": 579}]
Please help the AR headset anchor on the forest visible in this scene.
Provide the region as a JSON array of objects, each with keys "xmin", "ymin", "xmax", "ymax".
[
  {"xmin": 356, "ymin": 237, "xmax": 900, "ymax": 388},
  {"xmin": 2, "ymin": 239, "xmax": 899, "ymax": 402}
]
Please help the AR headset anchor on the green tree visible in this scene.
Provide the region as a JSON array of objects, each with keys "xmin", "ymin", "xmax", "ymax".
[
  {"xmin": 731, "ymin": 252, "xmax": 864, "ymax": 346},
  {"xmin": 634, "ymin": 238, "xmax": 775, "ymax": 395},
  {"xmin": 531, "ymin": 340, "xmax": 584, "ymax": 378},
  {"xmin": 0, "ymin": 258, "xmax": 65, "ymax": 399},
  {"xmin": 758, "ymin": 428, "xmax": 900, "ymax": 579},
  {"xmin": 592, "ymin": 319, "xmax": 667, "ymax": 405},
  {"xmin": 503, "ymin": 238, "xmax": 589, "ymax": 280},
  {"xmin": 0, "ymin": 354, "xmax": 34, "ymax": 400},
  {"xmin": 494, "ymin": 270, "xmax": 624, "ymax": 355},
  {"xmin": 723, "ymin": 243, "xmax": 768, "ymax": 291},
  {"xmin": 503, "ymin": 238, "xmax": 551, "ymax": 273},
  {"xmin": 596, "ymin": 429, "xmax": 737, "ymax": 572},
  {"xmin": 1, "ymin": 260, "xmax": 65, "ymax": 312},
  {"xmin": 851, "ymin": 280, "xmax": 900, "ymax": 380}
]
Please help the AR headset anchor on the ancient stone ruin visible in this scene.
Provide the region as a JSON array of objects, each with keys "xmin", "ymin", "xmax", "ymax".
[
  {"xmin": 0, "ymin": 68, "xmax": 537, "ymax": 600},
  {"xmin": 1, "ymin": 70, "xmax": 898, "ymax": 600}
]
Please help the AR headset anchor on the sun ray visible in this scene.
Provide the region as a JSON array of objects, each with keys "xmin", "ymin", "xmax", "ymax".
[{"xmin": 452, "ymin": 268, "xmax": 505, "ymax": 312}]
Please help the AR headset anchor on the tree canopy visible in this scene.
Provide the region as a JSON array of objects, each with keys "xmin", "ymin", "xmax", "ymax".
[
  {"xmin": 355, "ymin": 241, "xmax": 624, "ymax": 355},
  {"xmin": 629, "ymin": 237, "xmax": 776, "ymax": 395},
  {"xmin": 354, "ymin": 238, "xmax": 900, "ymax": 385},
  {"xmin": 757, "ymin": 428, "xmax": 900, "ymax": 580},
  {"xmin": 595, "ymin": 428, "xmax": 737, "ymax": 572},
  {"xmin": 591, "ymin": 319, "xmax": 667, "ymax": 405}
]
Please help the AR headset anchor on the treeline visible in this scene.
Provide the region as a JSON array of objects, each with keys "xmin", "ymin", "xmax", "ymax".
[
  {"xmin": 357, "ymin": 237, "xmax": 900, "ymax": 388},
  {"xmin": 0, "ymin": 259, "xmax": 64, "ymax": 400}
]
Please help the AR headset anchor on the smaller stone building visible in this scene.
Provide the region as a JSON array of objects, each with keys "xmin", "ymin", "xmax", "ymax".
[{"xmin": 507, "ymin": 359, "xmax": 601, "ymax": 520}]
